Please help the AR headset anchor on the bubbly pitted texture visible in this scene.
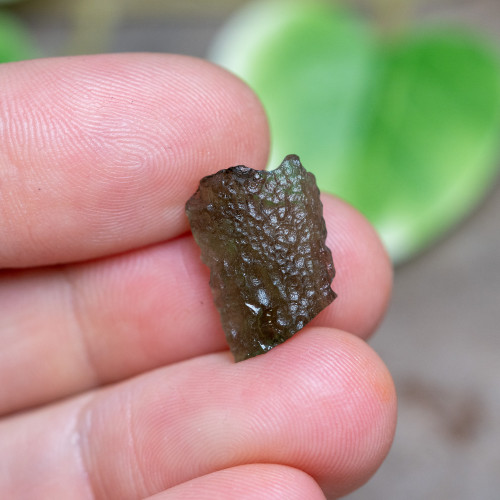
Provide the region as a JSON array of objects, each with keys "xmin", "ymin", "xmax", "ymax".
[{"xmin": 186, "ymin": 154, "xmax": 336, "ymax": 362}]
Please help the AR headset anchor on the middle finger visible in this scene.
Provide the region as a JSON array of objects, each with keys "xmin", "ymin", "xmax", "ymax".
[{"xmin": 0, "ymin": 194, "xmax": 392, "ymax": 415}]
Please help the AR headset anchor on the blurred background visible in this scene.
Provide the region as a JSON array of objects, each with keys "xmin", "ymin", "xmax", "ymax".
[{"xmin": 1, "ymin": 0, "xmax": 499, "ymax": 498}]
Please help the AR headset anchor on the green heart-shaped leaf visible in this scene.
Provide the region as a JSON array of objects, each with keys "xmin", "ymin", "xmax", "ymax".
[{"xmin": 211, "ymin": 1, "xmax": 500, "ymax": 261}]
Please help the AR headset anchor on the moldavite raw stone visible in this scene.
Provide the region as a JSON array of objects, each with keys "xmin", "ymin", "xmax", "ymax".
[{"xmin": 186, "ymin": 154, "xmax": 336, "ymax": 362}]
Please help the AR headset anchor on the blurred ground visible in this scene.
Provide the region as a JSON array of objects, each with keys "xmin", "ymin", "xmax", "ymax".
[
  {"xmin": 351, "ymin": 178, "xmax": 500, "ymax": 500},
  {"xmin": 10, "ymin": 1, "xmax": 500, "ymax": 498}
]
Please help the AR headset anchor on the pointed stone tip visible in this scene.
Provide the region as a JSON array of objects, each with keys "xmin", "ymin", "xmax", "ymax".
[
  {"xmin": 282, "ymin": 153, "xmax": 301, "ymax": 164},
  {"xmin": 268, "ymin": 153, "xmax": 302, "ymax": 172}
]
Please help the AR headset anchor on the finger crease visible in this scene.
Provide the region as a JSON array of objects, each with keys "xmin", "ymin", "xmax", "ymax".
[
  {"xmin": 74, "ymin": 394, "xmax": 101, "ymax": 500},
  {"xmin": 124, "ymin": 390, "xmax": 150, "ymax": 497},
  {"xmin": 60, "ymin": 266, "xmax": 102, "ymax": 388},
  {"xmin": 75, "ymin": 390, "xmax": 150, "ymax": 499}
]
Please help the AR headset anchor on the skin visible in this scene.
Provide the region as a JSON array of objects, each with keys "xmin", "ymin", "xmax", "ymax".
[{"xmin": 0, "ymin": 54, "xmax": 396, "ymax": 499}]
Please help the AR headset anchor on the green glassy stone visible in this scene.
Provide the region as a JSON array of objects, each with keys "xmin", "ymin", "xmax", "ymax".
[{"xmin": 186, "ymin": 155, "xmax": 336, "ymax": 362}]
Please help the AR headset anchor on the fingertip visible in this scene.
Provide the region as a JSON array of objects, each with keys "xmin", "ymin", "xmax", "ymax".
[
  {"xmin": 247, "ymin": 326, "xmax": 397, "ymax": 497},
  {"xmin": 0, "ymin": 53, "xmax": 270, "ymax": 267}
]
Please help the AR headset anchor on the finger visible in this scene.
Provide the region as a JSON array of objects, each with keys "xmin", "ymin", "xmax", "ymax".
[
  {"xmin": 0, "ymin": 328, "xmax": 397, "ymax": 499},
  {"xmin": 0, "ymin": 194, "xmax": 391, "ymax": 415},
  {"xmin": 145, "ymin": 464, "xmax": 326, "ymax": 500},
  {"xmin": 0, "ymin": 53, "xmax": 269, "ymax": 268}
]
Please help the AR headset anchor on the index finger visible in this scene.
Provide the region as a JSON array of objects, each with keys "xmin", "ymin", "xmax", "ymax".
[{"xmin": 0, "ymin": 53, "xmax": 269, "ymax": 268}]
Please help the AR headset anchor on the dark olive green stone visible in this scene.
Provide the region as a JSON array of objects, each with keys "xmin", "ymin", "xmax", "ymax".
[{"xmin": 185, "ymin": 154, "xmax": 336, "ymax": 362}]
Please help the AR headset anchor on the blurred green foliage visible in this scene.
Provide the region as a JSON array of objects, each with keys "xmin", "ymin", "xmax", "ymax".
[
  {"xmin": 212, "ymin": 1, "xmax": 500, "ymax": 262},
  {"xmin": 0, "ymin": 9, "xmax": 37, "ymax": 62}
]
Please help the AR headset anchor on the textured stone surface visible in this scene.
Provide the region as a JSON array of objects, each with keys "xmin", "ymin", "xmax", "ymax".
[{"xmin": 186, "ymin": 154, "xmax": 336, "ymax": 361}]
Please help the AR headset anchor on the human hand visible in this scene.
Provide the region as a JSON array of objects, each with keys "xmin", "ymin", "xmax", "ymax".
[{"xmin": 0, "ymin": 54, "xmax": 396, "ymax": 499}]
